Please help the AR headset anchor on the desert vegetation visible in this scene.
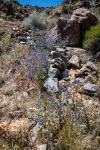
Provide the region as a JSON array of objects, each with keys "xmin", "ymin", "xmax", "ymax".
[
  {"xmin": 83, "ymin": 23, "xmax": 100, "ymax": 54},
  {"xmin": 0, "ymin": 0, "xmax": 100, "ymax": 150}
]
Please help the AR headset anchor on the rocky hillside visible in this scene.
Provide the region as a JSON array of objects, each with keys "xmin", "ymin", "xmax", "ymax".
[
  {"xmin": 0, "ymin": 1, "xmax": 100, "ymax": 150},
  {"xmin": 0, "ymin": 0, "xmax": 34, "ymax": 20},
  {"xmin": 47, "ymin": 0, "xmax": 100, "ymax": 22},
  {"xmin": 47, "ymin": 7, "xmax": 98, "ymax": 47}
]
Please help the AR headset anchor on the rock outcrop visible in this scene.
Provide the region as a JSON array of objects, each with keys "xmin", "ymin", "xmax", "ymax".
[
  {"xmin": 70, "ymin": 7, "xmax": 98, "ymax": 30},
  {"xmin": 47, "ymin": 8, "xmax": 98, "ymax": 47}
]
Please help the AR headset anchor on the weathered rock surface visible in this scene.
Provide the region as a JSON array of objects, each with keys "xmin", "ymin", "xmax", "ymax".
[
  {"xmin": 28, "ymin": 123, "xmax": 41, "ymax": 147},
  {"xmin": 50, "ymin": 58, "xmax": 66, "ymax": 70},
  {"xmin": 47, "ymin": 8, "xmax": 98, "ymax": 46},
  {"xmin": 47, "ymin": 17, "xmax": 80, "ymax": 46},
  {"xmin": 37, "ymin": 144, "xmax": 47, "ymax": 150},
  {"xmin": 83, "ymin": 83, "xmax": 99, "ymax": 96},
  {"xmin": 70, "ymin": 7, "xmax": 98, "ymax": 31},
  {"xmin": 85, "ymin": 61, "xmax": 98, "ymax": 73},
  {"xmin": 48, "ymin": 64, "xmax": 62, "ymax": 78},
  {"xmin": 51, "ymin": 50, "xmax": 70, "ymax": 67},
  {"xmin": 75, "ymin": 66, "xmax": 89, "ymax": 77},
  {"xmin": 95, "ymin": 52, "xmax": 100, "ymax": 61},
  {"xmin": 0, "ymin": 119, "xmax": 30, "ymax": 137},
  {"xmin": 43, "ymin": 77, "xmax": 58, "ymax": 93},
  {"xmin": 8, "ymin": 110, "xmax": 23, "ymax": 119},
  {"xmin": 69, "ymin": 55, "xmax": 81, "ymax": 68},
  {"xmin": 72, "ymin": 47, "xmax": 92, "ymax": 62}
]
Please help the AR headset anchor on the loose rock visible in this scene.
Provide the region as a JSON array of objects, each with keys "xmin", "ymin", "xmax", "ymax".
[
  {"xmin": 43, "ymin": 77, "xmax": 58, "ymax": 93},
  {"xmin": 48, "ymin": 64, "xmax": 62, "ymax": 78},
  {"xmin": 37, "ymin": 144, "xmax": 47, "ymax": 150},
  {"xmin": 69, "ymin": 55, "xmax": 81, "ymax": 69},
  {"xmin": 83, "ymin": 83, "xmax": 99, "ymax": 96}
]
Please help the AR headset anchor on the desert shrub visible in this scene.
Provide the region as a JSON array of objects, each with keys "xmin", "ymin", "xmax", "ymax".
[
  {"xmin": 23, "ymin": 10, "xmax": 48, "ymax": 30},
  {"xmin": 83, "ymin": 23, "xmax": 100, "ymax": 54}
]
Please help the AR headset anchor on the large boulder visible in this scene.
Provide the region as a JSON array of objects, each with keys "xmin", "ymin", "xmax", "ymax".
[
  {"xmin": 70, "ymin": 7, "xmax": 98, "ymax": 31},
  {"xmin": 47, "ymin": 8, "xmax": 98, "ymax": 47},
  {"xmin": 47, "ymin": 17, "xmax": 80, "ymax": 47}
]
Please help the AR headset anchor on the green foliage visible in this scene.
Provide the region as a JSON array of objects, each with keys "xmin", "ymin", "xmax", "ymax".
[
  {"xmin": 3, "ymin": 86, "xmax": 14, "ymax": 96},
  {"xmin": 83, "ymin": 23, "xmax": 100, "ymax": 54}
]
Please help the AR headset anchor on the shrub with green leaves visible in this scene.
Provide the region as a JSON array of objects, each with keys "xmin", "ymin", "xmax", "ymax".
[{"xmin": 83, "ymin": 23, "xmax": 100, "ymax": 54}]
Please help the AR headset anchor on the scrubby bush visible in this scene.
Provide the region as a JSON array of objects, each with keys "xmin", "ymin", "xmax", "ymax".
[
  {"xmin": 83, "ymin": 23, "xmax": 100, "ymax": 54},
  {"xmin": 23, "ymin": 10, "xmax": 48, "ymax": 30}
]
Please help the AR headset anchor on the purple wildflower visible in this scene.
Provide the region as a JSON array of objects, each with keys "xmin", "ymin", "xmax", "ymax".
[
  {"xmin": 73, "ymin": 79, "xmax": 77, "ymax": 84},
  {"xmin": 37, "ymin": 120, "xmax": 43, "ymax": 124},
  {"xmin": 56, "ymin": 104, "xmax": 61, "ymax": 109},
  {"xmin": 67, "ymin": 90, "xmax": 71, "ymax": 95},
  {"xmin": 32, "ymin": 67, "xmax": 36, "ymax": 72},
  {"xmin": 48, "ymin": 95, "xmax": 53, "ymax": 100},
  {"xmin": 29, "ymin": 56, "xmax": 33, "ymax": 62},
  {"xmin": 28, "ymin": 73, "xmax": 33, "ymax": 80},
  {"xmin": 58, "ymin": 112, "xmax": 61, "ymax": 116},
  {"xmin": 39, "ymin": 94, "xmax": 44, "ymax": 99},
  {"xmin": 63, "ymin": 71, "xmax": 68, "ymax": 78},
  {"xmin": 36, "ymin": 103, "xmax": 40, "ymax": 107},
  {"xmin": 51, "ymin": 86, "xmax": 54, "ymax": 91},
  {"xmin": 85, "ymin": 79, "xmax": 88, "ymax": 83}
]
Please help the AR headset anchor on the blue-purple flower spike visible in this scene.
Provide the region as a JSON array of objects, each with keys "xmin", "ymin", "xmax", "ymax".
[{"xmin": 39, "ymin": 94, "xmax": 44, "ymax": 99}]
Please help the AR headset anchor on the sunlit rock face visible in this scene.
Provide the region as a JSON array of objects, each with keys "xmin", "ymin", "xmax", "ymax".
[{"xmin": 47, "ymin": 8, "xmax": 98, "ymax": 47}]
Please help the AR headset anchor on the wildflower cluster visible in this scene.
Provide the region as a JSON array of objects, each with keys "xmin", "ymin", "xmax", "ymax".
[{"xmin": 24, "ymin": 29, "xmax": 93, "ymax": 148}]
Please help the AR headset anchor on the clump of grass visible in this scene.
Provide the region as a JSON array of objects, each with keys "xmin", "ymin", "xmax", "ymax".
[
  {"xmin": 3, "ymin": 86, "xmax": 14, "ymax": 96},
  {"xmin": 0, "ymin": 34, "xmax": 11, "ymax": 55},
  {"xmin": 2, "ymin": 129, "xmax": 28, "ymax": 150},
  {"xmin": 83, "ymin": 23, "xmax": 100, "ymax": 54},
  {"xmin": 57, "ymin": 116, "xmax": 81, "ymax": 150}
]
